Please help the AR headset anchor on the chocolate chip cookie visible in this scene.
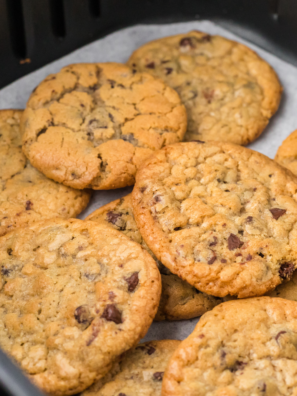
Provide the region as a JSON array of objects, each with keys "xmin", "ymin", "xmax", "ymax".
[
  {"xmin": 87, "ymin": 194, "xmax": 222, "ymax": 321},
  {"xmin": 163, "ymin": 297, "xmax": 297, "ymax": 395},
  {"xmin": 83, "ymin": 340, "xmax": 180, "ymax": 396},
  {"xmin": 0, "ymin": 218, "xmax": 161, "ymax": 395},
  {"xmin": 22, "ymin": 63, "xmax": 187, "ymax": 190},
  {"xmin": 0, "ymin": 110, "xmax": 90, "ymax": 236},
  {"xmin": 128, "ymin": 30, "xmax": 282, "ymax": 144},
  {"xmin": 132, "ymin": 141, "xmax": 297, "ymax": 298},
  {"xmin": 275, "ymin": 129, "xmax": 297, "ymax": 176}
]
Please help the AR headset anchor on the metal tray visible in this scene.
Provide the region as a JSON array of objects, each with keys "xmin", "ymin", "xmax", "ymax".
[{"xmin": 0, "ymin": 0, "xmax": 296, "ymax": 394}]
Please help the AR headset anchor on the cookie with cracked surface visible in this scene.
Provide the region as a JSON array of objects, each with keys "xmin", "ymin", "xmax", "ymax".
[
  {"xmin": 21, "ymin": 63, "xmax": 187, "ymax": 190},
  {"xmin": 0, "ymin": 110, "xmax": 90, "ymax": 236},
  {"xmin": 275, "ymin": 130, "xmax": 297, "ymax": 176},
  {"xmin": 86, "ymin": 194, "xmax": 222, "ymax": 321},
  {"xmin": 0, "ymin": 218, "xmax": 161, "ymax": 395},
  {"xmin": 128, "ymin": 30, "xmax": 282, "ymax": 145},
  {"xmin": 82, "ymin": 340, "xmax": 180, "ymax": 396},
  {"xmin": 163, "ymin": 297, "xmax": 297, "ymax": 396},
  {"xmin": 132, "ymin": 141, "xmax": 297, "ymax": 298}
]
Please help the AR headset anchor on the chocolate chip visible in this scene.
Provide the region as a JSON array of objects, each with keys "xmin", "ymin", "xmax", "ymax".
[
  {"xmin": 86, "ymin": 321, "xmax": 100, "ymax": 346},
  {"xmin": 220, "ymin": 350, "xmax": 226, "ymax": 360},
  {"xmin": 87, "ymin": 131, "xmax": 94, "ymax": 141},
  {"xmin": 229, "ymin": 361, "xmax": 247, "ymax": 373},
  {"xmin": 221, "ymin": 259, "xmax": 227, "ymax": 263},
  {"xmin": 198, "ymin": 34, "xmax": 212, "ymax": 43},
  {"xmin": 74, "ymin": 305, "xmax": 93, "ymax": 326},
  {"xmin": 108, "ymin": 79, "xmax": 116, "ymax": 88},
  {"xmin": 146, "ymin": 62, "xmax": 155, "ymax": 69},
  {"xmin": 153, "ymin": 372, "xmax": 164, "ymax": 381},
  {"xmin": 140, "ymin": 186, "xmax": 147, "ymax": 193},
  {"xmin": 208, "ymin": 251, "xmax": 216, "ymax": 265},
  {"xmin": 275, "ymin": 330, "xmax": 286, "ymax": 341},
  {"xmin": 235, "ymin": 253, "xmax": 242, "ymax": 257},
  {"xmin": 7, "ymin": 248, "xmax": 12, "ymax": 256},
  {"xmin": 125, "ymin": 272, "xmax": 139, "ymax": 292},
  {"xmin": 246, "ymin": 254, "xmax": 252, "ymax": 261},
  {"xmin": 108, "ymin": 113, "xmax": 114, "ymax": 122},
  {"xmin": 165, "ymin": 67, "xmax": 173, "ymax": 75},
  {"xmin": 190, "ymin": 140, "xmax": 205, "ymax": 143},
  {"xmin": 258, "ymin": 382, "xmax": 266, "ymax": 392},
  {"xmin": 179, "ymin": 37, "xmax": 195, "ymax": 48},
  {"xmin": 209, "ymin": 236, "xmax": 218, "ymax": 247},
  {"xmin": 279, "ymin": 262, "xmax": 294, "ymax": 280},
  {"xmin": 228, "ymin": 234, "xmax": 243, "ymax": 250},
  {"xmin": 108, "ymin": 291, "xmax": 116, "ymax": 301},
  {"xmin": 153, "ymin": 195, "xmax": 161, "ymax": 203},
  {"xmin": 37, "ymin": 128, "xmax": 47, "ymax": 137},
  {"xmin": 101, "ymin": 304, "xmax": 122, "ymax": 324},
  {"xmin": 106, "ymin": 211, "xmax": 125, "ymax": 230},
  {"xmin": 238, "ymin": 230, "xmax": 244, "ymax": 235},
  {"xmin": 203, "ymin": 88, "xmax": 214, "ymax": 104},
  {"xmin": 246, "ymin": 216, "xmax": 253, "ymax": 223},
  {"xmin": 198, "ymin": 334, "xmax": 205, "ymax": 339},
  {"xmin": 174, "ymin": 227, "xmax": 182, "ymax": 231},
  {"xmin": 147, "ymin": 346, "xmax": 156, "ymax": 355},
  {"xmin": 270, "ymin": 208, "xmax": 286, "ymax": 220},
  {"xmin": 1, "ymin": 267, "xmax": 11, "ymax": 276},
  {"xmin": 118, "ymin": 394, "xmax": 127, "ymax": 396}
]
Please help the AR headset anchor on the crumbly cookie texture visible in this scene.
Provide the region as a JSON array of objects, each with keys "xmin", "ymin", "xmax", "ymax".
[
  {"xmin": 132, "ymin": 141, "xmax": 297, "ymax": 298},
  {"xmin": 21, "ymin": 63, "xmax": 187, "ymax": 190},
  {"xmin": 83, "ymin": 340, "xmax": 180, "ymax": 396},
  {"xmin": 0, "ymin": 110, "xmax": 90, "ymax": 236},
  {"xmin": 87, "ymin": 195, "xmax": 222, "ymax": 320},
  {"xmin": 163, "ymin": 297, "xmax": 297, "ymax": 396},
  {"xmin": 275, "ymin": 130, "xmax": 297, "ymax": 176},
  {"xmin": 0, "ymin": 218, "xmax": 161, "ymax": 395},
  {"xmin": 128, "ymin": 30, "xmax": 282, "ymax": 145}
]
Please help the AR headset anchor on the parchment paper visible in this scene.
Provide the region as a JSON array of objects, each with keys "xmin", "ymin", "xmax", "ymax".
[{"xmin": 1, "ymin": 20, "xmax": 297, "ymax": 342}]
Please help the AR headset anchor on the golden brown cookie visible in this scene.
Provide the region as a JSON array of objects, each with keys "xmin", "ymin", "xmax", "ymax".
[
  {"xmin": 275, "ymin": 129, "xmax": 297, "ymax": 176},
  {"xmin": 132, "ymin": 141, "xmax": 297, "ymax": 298},
  {"xmin": 0, "ymin": 218, "xmax": 161, "ymax": 395},
  {"xmin": 86, "ymin": 194, "xmax": 222, "ymax": 321},
  {"xmin": 82, "ymin": 340, "xmax": 180, "ymax": 396},
  {"xmin": 128, "ymin": 30, "xmax": 282, "ymax": 144},
  {"xmin": 22, "ymin": 63, "xmax": 187, "ymax": 190},
  {"xmin": 0, "ymin": 110, "xmax": 90, "ymax": 236},
  {"xmin": 163, "ymin": 297, "xmax": 297, "ymax": 396}
]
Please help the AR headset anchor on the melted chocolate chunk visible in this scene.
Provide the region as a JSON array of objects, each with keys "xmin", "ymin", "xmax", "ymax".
[
  {"xmin": 228, "ymin": 234, "xmax": 243, "ymax": 250},
  {"xmin": 230, "ymin": 360, "xmax": 247, "ymax": 373},
  {"xmin": 209, "ymin": 236, "xmax": 218, "ymax": 247},
  {"xmin": 147, "ymin": 346, "xmax": 156, "ymax": 355},
  {"xmin": 74, "ymin": 305, "xmax": 93, "ymax": 326},
  {"xmin": 106, "ymin": 211, "xmax": 125, "ymax": 230},
  {"xmin": 279, "ymin": 262, "xmax": 294, "ymax": 279},
  {"xmin": 101, "ymin": 304, "xmax": 122, "ymax": 324},
  {"xmin": 125, "ymin": 272, "xmax": 139, "ymax": 292},
  {"xmin": 275, "ymin": 330, "xmax": 286, "ymax": 341},
  {"xmin": 86, "ymin": 322, "xmax": 100, "ymax": 346},
  {"xmin": 146, "ymin": 62, "xmax": 155, "ymax": 69},
  {"xmin": 1, "ymin": 267, "xmax": 11, "ymax": 276},
  {"xmin": 179, "ymin": 37, "xmax": 195, "ymax": 48},
  {"xmin": 25, "ymin": 200, "xmax": 33, "ymax": 210},
  {"xmin": 270, "ymin": 208, "xmax": 286, "ymax": 220},
  {"xmin": 153, "ymin": 372, "xmax": 164, "ymax": 381},
  {"xmin": 198, "ymin": 34, "xmax": 212, "ymax": 43},
  {"xmin": 208, "ymin": 251, "xmax": 216, "ymax": 265},
  {"xmin": 165, "ymin": 67, "xmax": 173, "ymax": 75},
  {"xmin": 246, "ymin": 216, "xmax": 253, "ymax": 223}
]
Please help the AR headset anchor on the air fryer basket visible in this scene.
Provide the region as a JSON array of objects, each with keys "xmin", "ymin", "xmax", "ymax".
[{"xmin": 0, "ymin": 0, "xmax": 297, "ymax": 394}]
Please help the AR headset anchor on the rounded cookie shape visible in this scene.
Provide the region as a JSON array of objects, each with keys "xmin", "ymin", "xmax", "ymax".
[
  {"xmin": 82, "ymin": 340, "xmax": 180, "ymax": 396},
  {"xmin": 163, "ymin": 297, "xmax": 297, "ymax": 396},
  {"xmin": 132, "ymin": 141, "xmax": 297, "ymax": 298},
  {"xmin": 0, "ymin": 218, "xmax": 161, "ymax": 395},
  {"xmin": 22, "ymin": 63, "xmax": 187, "ymax": 189},
  {"xmin": 128, "ymin": 30, "xmax": 282, "ymax": 145},
  {"xmin": 0, "ymin": 110, "xmax": 90, "ymax": 236},
  {"xmin": 86, "ymin": 194, "xmax": 222, "ymax": 321},
  {"xmin": 275, "ymin": 129, "xmax": 297, "ymax": 176}
]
